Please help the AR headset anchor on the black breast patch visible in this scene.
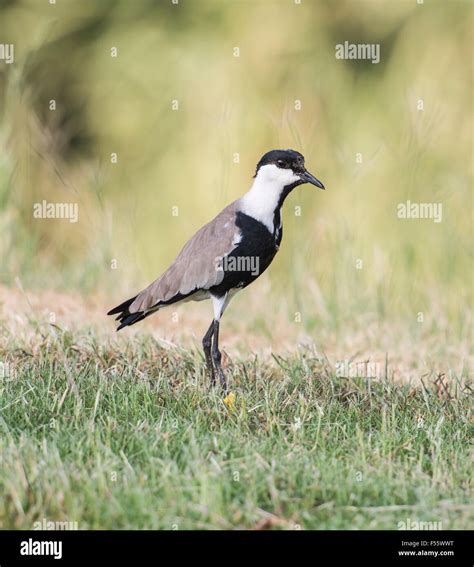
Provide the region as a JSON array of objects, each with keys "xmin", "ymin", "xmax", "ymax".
[{"xmin": 209, "ymin": 211, "xmax": 280, "ymax": 297}]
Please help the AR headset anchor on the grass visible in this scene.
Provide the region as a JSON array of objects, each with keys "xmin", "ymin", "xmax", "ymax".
[{"xmin": 0, "ymin": 326, "xmax": 472, "ymax": 530}]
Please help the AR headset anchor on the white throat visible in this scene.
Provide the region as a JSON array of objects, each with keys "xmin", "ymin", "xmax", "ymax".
[{"xmin": 239, "ymin": 164, "xmax": 299, "ymax": 233}]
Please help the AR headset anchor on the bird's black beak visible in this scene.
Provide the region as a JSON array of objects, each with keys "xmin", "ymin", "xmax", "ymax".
[{"xmin": 300, "ymin": 169, "xmax": 325, "ymax": 190}]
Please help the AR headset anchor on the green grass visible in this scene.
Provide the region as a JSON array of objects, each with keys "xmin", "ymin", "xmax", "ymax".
[{"xmin": 0, "ymin": 327, "xmax": 472, "ymax": 530}]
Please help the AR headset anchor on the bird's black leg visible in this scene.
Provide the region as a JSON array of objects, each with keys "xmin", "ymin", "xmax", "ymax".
[
  {"xmin": 211, "ymin": 320, "xmax": 227, "ymax": 393},
  {"xmin": 202, "ymin": 321, "xmax": 215, "ymax": 385}
]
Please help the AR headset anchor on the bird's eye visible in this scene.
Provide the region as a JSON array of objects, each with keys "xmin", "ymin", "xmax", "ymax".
[{"xmin": 277, "ymin": 160, "xmax": 286, "ymax": 167}]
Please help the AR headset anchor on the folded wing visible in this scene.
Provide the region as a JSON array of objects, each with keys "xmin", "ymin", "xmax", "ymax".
[{"xmin": 107, "ymin": 200, "xmax": 240, "ymax": 330}]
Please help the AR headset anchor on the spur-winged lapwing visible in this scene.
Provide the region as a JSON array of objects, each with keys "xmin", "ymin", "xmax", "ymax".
[{"xmin": 108, "ymin": 149, "xmax": 325, "ymax": 391}]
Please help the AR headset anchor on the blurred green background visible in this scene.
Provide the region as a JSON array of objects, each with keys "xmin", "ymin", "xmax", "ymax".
[{"xmin": 0, "ymin": 0, "xmax": 471, "ymax": 335}]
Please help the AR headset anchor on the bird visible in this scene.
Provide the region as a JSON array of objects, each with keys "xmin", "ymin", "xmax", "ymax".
[{"xmin": 107, "ymin": 149, "xmax": 325, "ymax": 391}]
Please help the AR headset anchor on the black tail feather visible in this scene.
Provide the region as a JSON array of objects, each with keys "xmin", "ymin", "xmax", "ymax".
[
  {"xmin": 107, "ymin": 289, "xmax": 188, "ymax": 331},
  {"xmin": 107, "ymin": 296, "xmax": 137, "ymax": 316},
  {"xmin": 107, "ymin": 295, "xmax": 148, "ymax": 331},
  {"xmin": 116, "ymin": 312, "xmax": 146, "ymax": 331}
]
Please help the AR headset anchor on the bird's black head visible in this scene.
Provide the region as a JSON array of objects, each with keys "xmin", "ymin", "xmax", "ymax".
[{"xmin": 255, "ymin": 149, "xmax": 325, "ymax": 190}]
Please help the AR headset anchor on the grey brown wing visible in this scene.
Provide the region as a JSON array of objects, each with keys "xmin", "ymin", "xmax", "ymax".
[{"xmin": 128, "ymin": 200, "xmax": 240, "ymax": 314}]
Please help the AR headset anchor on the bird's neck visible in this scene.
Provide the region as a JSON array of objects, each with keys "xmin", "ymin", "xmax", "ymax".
[
  {"xmin": 240, "ymin": 177, "xmax": 299, "ymax": 235},
  {"xmin": 241, "ymin": 177, "xmax": 297, "ymax": 234}
]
